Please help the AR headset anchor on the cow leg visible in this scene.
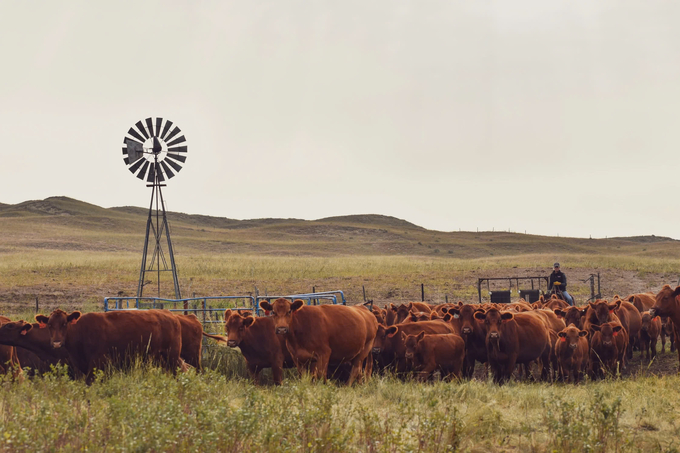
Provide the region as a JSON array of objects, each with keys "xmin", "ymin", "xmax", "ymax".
[
  {"xmin": 651, "ymin": 336, "xmax": 658, "ymax": 360},
  {"xmin": 363, "ymin": 352, "xmax": 373, "ymax": 382},
  {"xmin": 661, "ymin": 330, "xmax": 667, "ymax": 353},
  {"xmin": 247, "ymin": 363, "xmax": 262, "ymax": 385}
]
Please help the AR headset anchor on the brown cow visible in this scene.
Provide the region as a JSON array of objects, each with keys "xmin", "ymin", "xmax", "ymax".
[
  {"xmin": 176, "ymin": 314, "xmax": 203, "ymax": 371},
  {"xmin": 260, "ymin": 299, "xmax": 377, "ymax": 385},
  {"xmin": 650, "ymin": 285, "xmax": 680, "ymax": 371},
  {"xmin": 0, "ymin": 320, "xmax": 69, "ymax": 374},
  {"xmin": 402, "ymin": 311, "xmax": 432, "ymax": 324},
  {"xmin": 555, "ymin": 325, "xmax": 589, "ymax": 383},
  {"xmin": 589, "ymin": 322, "xmax": 627, "ymax": 378},
  {"xmin": 554, "ymin": 306, "xmax": 588, "ymax": 329},
  {"xmin": 35, "ymin": 309, "xmax": 184, "ymax": 384},
  {"xmin": 0, "ymin": 316, "xmax": 20, "ymax": 377},
  {"xmin": 473, "ymin": 309, "xmax": 551, "ymax": 384},
  {"xmin": 447, "ymin": 304, "xmax": 487, "ymax": 378},
  {"xmin": 544, "ymin": 296, "xmax": 570, "ymax": 310},
  {"xmin": 373, "ymin": 321, "xmax": 455, "ymax": 374},
  {"xmin": 627, "ymin": 293, "xmax": 655, "ymax": 313},
  {"xmin": 402, "ymin": 332, "xmax": 465, "ymax": 381},
  {"xmin": 661, "ymin": 317, "xmax": 675, "ymax": 353},
  {"xmin": 209, "ymin": 309, "xmax": 293, "ymax": 385},
  {"xmin": 612, "ymin": 297, "xmax": 642, "ymax": 359},
  {"xmin": 639, "ymin": 312, "xmax": 661, "ymax": 361},
  {"xmin": 392, "ymin": 302, "xmax": 431, "ymax": 324}
]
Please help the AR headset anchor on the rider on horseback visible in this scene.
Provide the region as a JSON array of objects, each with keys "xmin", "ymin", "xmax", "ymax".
[{"xmin": 549, "ymin": 262, "xmax": 574, "ymax": 306}]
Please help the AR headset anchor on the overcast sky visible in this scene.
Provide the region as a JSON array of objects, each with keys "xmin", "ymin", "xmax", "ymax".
[{"xmin": 1, "ymin": 1, "xmax": 679, "ymax": 239}]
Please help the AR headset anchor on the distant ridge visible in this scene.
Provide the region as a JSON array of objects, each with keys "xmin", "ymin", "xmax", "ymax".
[{"xmin": 315, "ymin": 214, "xmax": 423, "ymax": 230}]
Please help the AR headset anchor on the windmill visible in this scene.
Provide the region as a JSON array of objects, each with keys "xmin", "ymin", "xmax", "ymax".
[{"xmin": 122, "ymin": 117, "xmax": 187, "ymax": 299}]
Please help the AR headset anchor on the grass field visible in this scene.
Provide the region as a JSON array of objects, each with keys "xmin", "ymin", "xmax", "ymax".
[{"xmin": 1, "ymin": 197, "xmax": 680, "ymax": 452}]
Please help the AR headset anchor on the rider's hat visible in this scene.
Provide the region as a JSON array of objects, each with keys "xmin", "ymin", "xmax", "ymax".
[{"xmin": 553, "ymin": 262, "xmax": 560, "ymax": 268}]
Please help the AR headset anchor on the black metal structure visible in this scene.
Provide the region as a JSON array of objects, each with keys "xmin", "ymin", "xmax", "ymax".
[
  {"xmin": 477, "ymin": 276, "xmax": 549, "ymax": 303},
  {"xmin": 582, "ymin": 273, "xmax": 601, "ymax": 303},
  {"xmin": 122, "ymin": 117, "xmax": 187, "ymax": 299}
]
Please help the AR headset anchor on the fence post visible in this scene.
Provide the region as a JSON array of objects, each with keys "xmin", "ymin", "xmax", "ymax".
[
  {"xmin": 362, "ymin": 286, "xmax": 366, "ymax": 302},
  {"xmin": 202, "ymin": 298, "xmax": 206, "ymax": 324},
  {"xmin": 35, "ymin": 297, "xmax": 39, "ymax": 314},
  {"xmin": 421, "ymin": 284, "xmax": 425, "ymax": 302}
]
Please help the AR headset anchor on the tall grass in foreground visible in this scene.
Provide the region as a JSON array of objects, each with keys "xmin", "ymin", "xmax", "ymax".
[{"xmin": 1, "ymin": 357, "xmax": 679, "ymax": 452}]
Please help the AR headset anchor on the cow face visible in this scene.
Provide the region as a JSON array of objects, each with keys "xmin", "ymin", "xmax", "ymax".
[
  {"xmin": 395, "ymin": 304, "xmax": 411, "ymax": 324},
  {"xmin": 372, "ymin": 324, "xmax": 388, "ymax": 354},
  {"xmin": 259, "ymin": 298, "xmax": 304, "ymax": 335},
  {"xmin": 453, "ymin": 305, "xmax": 481, "ymax": 336},
  {"xmin": 588, "ymin": 300, "xmax": 620, "ymax": 325},
  {"xmin": 474, "ymin": 309, "xmax": 513, "ymax": 344},
  {"xmin": 557, "ymin": 326, "xmax": 587, "ymax": 350},
  {"xmin": 555, "ymin": 306, "xmax": 587, "ymax": 328},
  {"xmin": 403, "ymin": 332, "xmax": 424, "ymax": 360},
  {"xmin": 36, "ymin": 309, "xmax": 80, "ymax": 349},
  {"xmin": 590, "ymin": 323, "xmax": 622, "ymax": 347},
  {"xmin": 651, "ymin": 285, "xmax": 680, "ymax": 318},
  {"xmin": 224, "ymin": 313, "xmax": 255, "ymax": 348},
  {"xmin": 640, "ymin": 312, "xmax": 659, "ymax": 333},
  {"xmin": 0, "ymin": 320, "xmax": 33, "ymax": 342}
]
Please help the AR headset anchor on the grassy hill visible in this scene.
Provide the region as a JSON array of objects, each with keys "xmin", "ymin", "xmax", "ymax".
[{"xmin": 1, "ymin": 196, "xmax": 679, "ymax": 312}]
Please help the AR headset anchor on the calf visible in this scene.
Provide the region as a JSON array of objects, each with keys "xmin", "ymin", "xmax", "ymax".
[
  {"xmin": 447, "ymin": 304, "xmax": 487, "ymax": 378},
  {"xmin": 35, "ymin": 309, "xmax": 183, "ymax": 384},
  {"xmin": 555, "ymin": 326, "xmax": 589, "ymax": 383},
  {"xmin": 260, "ymin": 299, "xmax": 377, "ymax": 385},
  {"xmin": 589, "ymin": 322, "xmax": 627, "ymax": 378},
  {"xmin": 661, "ymin": 317, "xmax": 675, "ymax": 353},
  {"xmin": 639, "ymin": 312, "xmax": 661, "ymax": 361},
  {"xmin": 473, "ymin": 309, "xmax": 551, "ymax": 384},
  {"xmin": 0, "ymin": 320, "xmax": 69, "ymax": 371},
  {"xmin": 402, "ymin": 332, "xmax": 465, "ymax": 381}
]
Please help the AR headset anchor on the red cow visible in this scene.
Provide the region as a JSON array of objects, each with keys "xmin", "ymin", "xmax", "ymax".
[
  {"xmin": 35, "ymin": 309, "xmax": 184, "ymax": 384},
  {"xmin": 473, "ymin": 309, "xmax": 551, "ymax": 384},
  {"xmin": 260, "ymin": 299, "xmax": 377, "ymax": 385},
  {"xmin": 555, "ymin": 325, "xmax": 589, "ymax": 383},
  {"xmin": 612, "ymin": 298, "xmax": 642, "ymax": 359},
  {"xmin": 0, "ymin": 316, "xmax": 20, "ymax": 377},
  {"xmin": 650, "ymin": 285, "xmax": 680, "ymax": 371},
  {"xmin": 372, "ymin": 321, "xmax": 455, "ymax": 374},
  {"xmin": 661, "ymin": 317, "xmax": 675, "ymax": 353},
  {"xmin": 446, "ymin": 304, "xmax": 487, "ymax": 378},
  {"xmin": 589, "ymin": 322, "xmax": 627, "ymax": 378},
  {"xmin": 554, "ymin": 306, "xmax": 588, "ymax": 329},
  {"xmin": 402, "ymin": 332, "xmax": 465, "ymax": 381},
  {"xmin": 176, "ymin": 314, "xmax": 203, "ymax": 371},
  {"xmin": 627, "ymin": 293, "xmax": 655, "ymax": 313},
  {"xmin": 0, "ymin": 320, "xmax": 69, "ymax": 373},
  {"xmin": 639, "ymin": 312, "xmax": 661, "ymax": 361}
]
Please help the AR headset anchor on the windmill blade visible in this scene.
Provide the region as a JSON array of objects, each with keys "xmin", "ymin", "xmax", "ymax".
[
  {"xmin": 147, "ymin": 163, "xmax": 156, "ymax": 182},
  {"xmin": 124, "ymin": 138, "xmax": 144, "ymax": 164},
  {"xmin": 166, "ymin": 135, "xmax": 186, "ymax": 147},
  {"xmin": 128, "ymin": 155, "xmax": 146, "ymax": 174},
  {"xmin": 166, "ymin": 153, "xmax": 186, "ymax": 163},
  {"xmin": 156, "ymin": 163, "xmax": 166, "ymax": 182},
  {"xmin": 135, "ymin": 121, "xmax": 150, "ymax": 140},
  {"xmin": 145, "ymin": 118, "xmax": 155, "ymax": 137},
  {"xmin": 165, "ymin": 126, "xmax": 181, "ymax": 142},
  {"xmin": 137, "ymin": 160, "xmax": 150, "ymax": 180},
  {"xmin": 167, "ymin": 145, "xmax": 187, "ymax": 153},
  {"xmin": 164, "ymin": 158, "xmax": 182, "ymax": 173},
  {"xmin": 127, "ymin": 127, "xmax": 146, "ymax": 143},
  {"xmin": 155, "ymin": 117, "xmax": 163, "ymax": 137},
  {"xmin": 160, "ymin": 160, "xmax": 176, "ymax": 179},
  {"xmin": 160, "ymin": 120, "xmax": 173, "ymax": 140}
]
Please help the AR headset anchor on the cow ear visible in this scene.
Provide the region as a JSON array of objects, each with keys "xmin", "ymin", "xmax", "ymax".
[
  {"xmin": 243, "ymin": 316, "xmax": 255, "ymax": 327},
  {"xmin": 407, "ymin": 302, "xmax": 413, "ymax": 310},
  {"xmin": 20, "ymin": 323, "xmax": 33, "ymax": 335},
  {"xmin": 588, "ymin": 302, "xmax": 596, "ymax": 310},
  {"xmin": 35, "ymin": 315, "xmax": 49, "ymax": 327},
  {"xmin": 67, "ymin": 312, "xmax": 81, "ymax": 324},
  {"xmin": 389, "ymin": 303, "xmax": 397, "ymax": 312},
  {"xmin": 224, "ymin": 309, "xmax": 232, "ymax": 321},
  {"xmin": 558, "ymin": 331, "xmax": 567, "ymax": 338},
  {"xmin": 430, "ymin": 312, "xmax": 440, "ymax": 320},
  {"xmin": 409, "ymin": 313, "xmax": 418, "ymax": 322},
  {"xmin": 416, "ymin": 331, "xmax": 425, "ymax": 342},
  {"xmin": 554, "ymin": 309, "xmax": 565, "ymax": 318},
  {"xmin": 615, "ymin": 300, "xmax": 621, "ymax": 309},
  {"xmin": 580, "ymin": 308, "xmax": 588, "ymax": 316},
  {"xmin": 386, "ymin": 326, "xmax": 399, "ymax": 338},
  {"xmin": 441, "ymin": 307, "xmax": 448, "ymax": 314},
  {"xmin": 450, "ymin": 308, "xmax": 460, "ymax": 317},
  {"xmin": 291, "ymin": 300, "xmax": 305, "ymax": 312},
  {"xmin": 259, "ymin": 301, "xmax": 273, "ymax": 312},
  {"xmin": 443, "ymin": 313, "xmax": 452, "ymax": 322},
  {"xmin": 579, "ymin": 330, "xmax": 588, "ymax": 337},
  {"xmin": 673, "ymin": 286, "xmax": 680, "ymax": 297},
  {"xmin": 501, "ymin": 312, "xmax": 514, "ymax": 321},
  {"xmin": 627, "ymin": 295, "xmax": 635, "ymax": 302},
  {"xmin": 613, "ymin": 325, "xmax": 623, "ymax": 333},
  {"xmin": 474, "ymin": 311, "xmax": 486, "ymax": 320},
  {"xmin": 590, "ymin": 324, "xmax": 601, "ymax": 332}
]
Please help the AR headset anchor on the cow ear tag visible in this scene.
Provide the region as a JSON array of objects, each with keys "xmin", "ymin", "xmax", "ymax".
[
  {"xmin": 38, "ymin": 323, "xmax": 47, "ymax": 329},
  {"xmin": 70, "ymin": 319, "xmax": 78, "ymax": 325},
  {"xmin": 560, "ymin": 337, "xmax": 566, "ymax": 342},
  {"xmin": 613, "ymin": 331, "xmax": 618, "ymax": 337},
  {"xmin": 609, "ymin": 310, "xmax": 614, "ymax": 314},
  {"xmin": 453, "ymin": 314, "xmax": 459, "ymax": 319},
  {"xmin": 20, "ymin": 330, "xmax": 28, "ymax": 336}
]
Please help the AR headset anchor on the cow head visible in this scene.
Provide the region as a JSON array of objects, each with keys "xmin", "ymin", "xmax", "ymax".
[
  {"xmin": 557, "ymin": 326, "xmax": 588, "ymax": 351},
  {"xmin": 372, "ymin": 324, "xmax": 388, "ymax": 354},
  {"xmin": 474, "ymin": 309, "xmax": 513, "ymax": 344},
  {"xmin": 588, "ymin": 300, "xmax": 620, "ymax": 325},
  {"xmin": 259, "ymin": 298, "xmax": 304, "ymax": 335},
  {"xmin": 590, "ymin": 323, "xmax": 622, "ymax": 347},
  {"xmin": 395, "ymin": 304, "xmax": 411, "ymax": 324},
  {"xmin": 224, "ymin": 312, "xmax": 256, "ymax": 348},
  {"xmin": 0, "ymin": 320, "xmax": 34, "ymax": 342},
  {"xmin": 651, "ymin": 285, "xmax": 680, "ymax": 318},
  {"xmin": 451, "ymin": 304, "xmax": 482, "ymax": 336},
  {"xmin": 371, "ymin": 307, "xmax": 386, "ymax": 325},
  {"xmin": 35, "ymin": 309, "xmax": 80, "ymax": 349},
  {"xmin": 406, "ymin": 311, "xmax": 430, "ymax": 323},
  {"xmin": 402, "ymin": 331, "xmax": 425, "ymax": 360},
  {"xmin": 640, "ymin": 312, "xmax": 659, "ymax": 333},
  {"xmin": 555, "ymin": 306, "xmax": 587, "ymax": 328}
]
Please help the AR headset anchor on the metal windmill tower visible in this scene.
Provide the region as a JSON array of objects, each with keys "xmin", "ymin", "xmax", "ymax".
[{"xmin": 121, "ymin": 117, "xmax": 187, "ymax": 299}]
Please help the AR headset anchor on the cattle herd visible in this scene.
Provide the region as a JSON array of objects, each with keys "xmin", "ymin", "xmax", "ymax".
[{"xmin": 1, "ymin": 284, "xmax": 680, "ymax": 385}]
